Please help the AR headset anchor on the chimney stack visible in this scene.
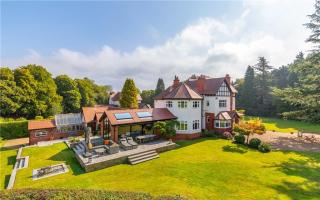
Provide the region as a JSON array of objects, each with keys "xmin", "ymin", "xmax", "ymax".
[
  {"xmin": 173, "ymin": 75, "xmax": 180, "ymax": 87},
  {"xmin": 196, "ymin": 74, "xmax": 205, "ymax": 92},
  {"xmin": 225, "ymin": 74, "xmax": 231, "ymax": 84}
]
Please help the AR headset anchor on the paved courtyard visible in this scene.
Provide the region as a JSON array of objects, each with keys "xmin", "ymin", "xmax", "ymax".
[{"xmin": 252, "ymin": 131, "xmax": 320, "ymax": 152}]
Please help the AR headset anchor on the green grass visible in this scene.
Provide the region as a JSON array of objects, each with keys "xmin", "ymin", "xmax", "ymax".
[
  {"xmin": 245, "ymin": 116, "xmax": 320, "ymax": 134},
  {"xmin": 0, "ymin": 139, "xmax": 17, "ymax": 189},
  {"xmin": 12, "ymin": 139, "xmax": 320, "ymax": 199}
]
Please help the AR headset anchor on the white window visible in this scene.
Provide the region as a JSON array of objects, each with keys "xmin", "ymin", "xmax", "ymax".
[
  {"xmin": 206, "ymin": 101, "xmax": 210, "ymax": 106},
  {"xmin": 177, "ymin": 121, "xmax": 188, "ymax": 131},
  {"xmin": 219, "ymin": 100, "xmax": 227, "ymax": 108},
  {"xmin": 178, "ymin": 101, "xmax": 187, "ymax": 108},
  {"xmin": 35, "ymin": 130, "xmax": 48, "ymax": 137},
  {"xmin": 166, "ymin": 101, "xmax": 173, "ymax": 108},
  {"xmin": 214, "ymin": 120, "xmax": 231, "ymax": 128},
  {"xmin": 192, "ymin": 120, "xmax": 200, "ymax": 130},
  {"xmin": 193, "ymin": 101, "xmax": 200, "ymax": 108}
]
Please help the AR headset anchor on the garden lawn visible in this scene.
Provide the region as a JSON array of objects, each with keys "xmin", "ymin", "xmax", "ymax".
[
  {"xmin": 0, "ymin": 139, "xmax": 17, "ymax": 189},
  {"xmin": 13, "ymin": 139, "xmax": 320, "ymax": 200},
  {"xmin": 245, "ymin": 116, "xmax": 320, "ymax": 134}
]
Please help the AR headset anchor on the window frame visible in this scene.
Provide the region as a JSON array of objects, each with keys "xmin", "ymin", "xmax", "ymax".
[
  {"xmin": 178, "ymin": 101, "xmax": 188, "ymax": 108},
  {"xmin": 166, "ymin": 101, "xmax": 173, "ymax": 108},
  {"xmin": 177, "ymin": 121, "xmax": 188, "ymax": 131},
  {"xmin": 192, "ymin": 101, "xmax": 200, "ymax": 108},
  {"xmin": 35, "ymin": 130, "xmax": 48, "ymax": 137},
  {"xmin": 219, "ymin": 100, "xmax": 227, "ymax": 108},
  {"xmin": 214, "ymin": 120, "xmax": 232, "ymax": 128},
  {"xmin": 192, "ymin": 120, "xmax": 200, "ymax": 130}
]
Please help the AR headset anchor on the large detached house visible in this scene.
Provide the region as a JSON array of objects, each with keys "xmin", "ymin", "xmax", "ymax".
[
  {"xmin": 154, "ymin": 74, "xmax": 239, "ymax": 139},
  {"xmin": 28, "ymin": 74, "xmax": 239, "ymax": 145}
]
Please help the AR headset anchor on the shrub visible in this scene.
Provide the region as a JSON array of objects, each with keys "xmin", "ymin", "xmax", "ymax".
[
  {"xmin": 0, "ymin": 120, "xmax": 28, "ymax": 139},
  {"xmin": 202, "ymin": 130, "xmax": 216, "ymax": 137},
  {"xmin": 258, "ymin": 143, "xmax": 271, "ymax": 153},
  {"xmin": 234, "ymin": 134, "xmax": 245, "ymax": 144},
  {"xmin": 35, "ymin": 116, "xmax": 44, "ymax": 120},
  {"xmin": 222, "ymin": 131, "xmax": 233, "ymax": 140},
  {"xmin": 249, "ymin": 138, "xmax": 262, "ymax": 149},
  {"xmin": 1, "ymin": 189, "xmax": 181, "ymax": 200}
]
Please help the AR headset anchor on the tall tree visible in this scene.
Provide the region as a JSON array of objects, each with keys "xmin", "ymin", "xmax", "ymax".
[
  {"xmin": 155, "ymin": 78, "xmax": 165, "ymax": 96},
  {"xmin": 55, "ymin": 75, "xmax": 81, "ymax": 113},
  {"xmin": 76, "ymin": 78, "xmax": 96, "ymax": 107},
  {"xmin": 94, "ymin": 85, "xmax": 111, "ymax": 105},
  {"xmin": 120, "ymin": 78, "xmax": 138, "ymax": 108},
  {"xmin": 304, "ymin": 0, "xmax": 320, "ymax": 51},
  {"xmin": 237, "ymin": 66, "xmax": 257, "ymax": 115},
  {"xmin": 26, "ymin": 65, "xmax": 62, "ymax": 117},
  {"xmin": 253, "ymin": 57, "xmax": 274, "ymax": 116},
  {"xmin": 141, "ymin": 90, "xmax": 155, "ymax": 106},
  {"xmin": 0, "ymin": 67, "xmax": 21, "ymax": 117},
  {"xmin": 273, "ymin": 53, "xmax": 320, "ymax": 122}
]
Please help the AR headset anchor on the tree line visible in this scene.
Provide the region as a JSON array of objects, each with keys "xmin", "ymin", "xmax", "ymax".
[
  {"xmin": 0, "ymin": 65, "xmax": 111, "ymax": 119},
  {"xmin": 236, "ymin": 0, "xmax": 320, "ymax": 123}
]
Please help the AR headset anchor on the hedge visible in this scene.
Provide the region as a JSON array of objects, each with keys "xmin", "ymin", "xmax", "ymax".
[
  {"xmin": 0, "ymin": 189, "xmax": 185, "ymax": 200},
  {"xmin": 0, "ymin": 120, "xmax": 28, "ymax": 140}
]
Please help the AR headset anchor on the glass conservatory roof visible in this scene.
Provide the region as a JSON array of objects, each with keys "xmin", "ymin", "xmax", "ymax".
[{"xmin": 55, "ymin": 113, "xmax": 83, "ymax": 127}]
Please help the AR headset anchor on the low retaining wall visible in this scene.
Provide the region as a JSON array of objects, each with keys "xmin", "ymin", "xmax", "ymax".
[{"xmin": 73, "ymin": 142, "xmax": 178, "ymax": 173}]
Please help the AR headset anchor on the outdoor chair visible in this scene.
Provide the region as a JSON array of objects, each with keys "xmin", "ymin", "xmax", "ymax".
[
  {"xmin": 119, "ymin": 138, "xmax": 132, "ymax": 150},
  {"xmin": 126, "ymin": 137, "xmax": 138, "ymax": 149},
  {"xmin": 106, "ymin": 140, "xmax": 120, "ymax": 154}
]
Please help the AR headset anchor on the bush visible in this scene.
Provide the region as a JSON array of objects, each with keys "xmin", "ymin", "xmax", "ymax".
[
  {"xmin": 202, "ymin": 130, "xmax": 216, "ymax": 137},
  {"xmin": 258, "ymin": 143, "xmax": 271, "ymax": 153},
  {"xmin": 222, "ymin": 131, "xmax": 233, "ymax": 140},
  {"xmin": 249, "ymin": 138, "xmax": 262, "ymax": 148},
  {"xmin": 1, "ymin": 189, "xmax": 182, "ymax": 200},
  {"xmin": 35, "ymin": 116, "xmax": 44, "ymax": 120},
  {"xmin": 0, "ymin": 120, "xmax": 28, "ymax": 139},
  {"xmin": 234, "ymin": 134, "xmax": 245, "ymax": 144}
]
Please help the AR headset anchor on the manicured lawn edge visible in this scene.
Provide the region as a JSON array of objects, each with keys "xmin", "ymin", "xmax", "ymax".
[{"xmin": 0, "ymin": 189, "xmax": 184, "ymax": 200}]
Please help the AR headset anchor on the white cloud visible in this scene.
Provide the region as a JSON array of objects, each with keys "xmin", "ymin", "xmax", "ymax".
[{"xmin": 2, "ymin": 0, "xmax": 314, "ymax": 90}]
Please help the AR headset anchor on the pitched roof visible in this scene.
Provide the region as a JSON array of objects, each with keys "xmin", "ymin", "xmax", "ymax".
[
  {"xmin": 101, "ymin": 108, "xmax": 177, "ymax": 126},
  {"xmin": 216, "ymin": 111, "xmax": 240, "ymax": 120},
  {"xmin": 110, "ymin": 92, "xmax": 142, "ymax": 101},
  {"xmin": 186, "ymin": 77, "xmax": 237, "ymax": 95},
  {"xmin": 154, "ymin": 83, "xmax": 202, "ymax": 100},
  {"xmin": 28, "ymin": 120, "xmax": 56, "ymax": 130},
  {"xmin": 82, "ymin": 105, "xmax": 109, "ymax": 123}
]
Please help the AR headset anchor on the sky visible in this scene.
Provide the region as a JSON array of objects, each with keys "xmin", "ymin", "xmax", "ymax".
[{"xmin": 1, "ymin": 0, "xmax": 315, "ymax": 90}]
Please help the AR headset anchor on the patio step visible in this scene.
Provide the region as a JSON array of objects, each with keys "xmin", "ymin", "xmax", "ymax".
[{"xmin": 128, "ymin": 150, "xmax": 159, "ymax": 165}]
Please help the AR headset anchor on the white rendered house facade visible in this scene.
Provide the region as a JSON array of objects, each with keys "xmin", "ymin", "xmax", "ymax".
[{"xmin": 154, "ymin": 74, "xmax": 238, "ymax": 139}]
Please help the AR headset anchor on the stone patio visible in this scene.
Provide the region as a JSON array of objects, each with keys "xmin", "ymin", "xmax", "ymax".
[{"xmin": 72, "ymin": 139, "xmax": 178, "ymax": 172}]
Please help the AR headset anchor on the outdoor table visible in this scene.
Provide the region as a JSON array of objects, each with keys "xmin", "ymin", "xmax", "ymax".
[{"xmin": 136, "ymin": 134, "xmax": 156, "ymax": 143}]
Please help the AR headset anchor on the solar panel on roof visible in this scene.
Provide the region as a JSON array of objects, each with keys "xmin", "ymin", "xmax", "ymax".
[
  {"xmin": 136, "ymin": 111, "xmax": 152, "ymax": 118},
  {"xmin": 114, "ymin": 113, "xmax": 132, "ymax": 120}
]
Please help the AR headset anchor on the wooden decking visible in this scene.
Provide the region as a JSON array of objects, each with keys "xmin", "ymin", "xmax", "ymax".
[{"xmin": 72, "ymin": 139, "xmax": 178, "ymax": 172}]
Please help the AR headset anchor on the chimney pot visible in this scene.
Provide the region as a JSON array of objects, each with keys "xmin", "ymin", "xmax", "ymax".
[{"xmin": 173, "ymin": 75, "xmax": 180, "ymax": 87}]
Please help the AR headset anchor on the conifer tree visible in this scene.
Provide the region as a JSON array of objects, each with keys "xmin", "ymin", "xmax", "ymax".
[
  {"xmin": 120, "ymin": 78, "xmax": 138, "ymax": 108},
  {"xmin": 304, "ymin": 0, "xmax": 320, "ymax": 51},
  {"xmin": 155, "ymin": 78, "xmax": 165, "ymax": 96}
]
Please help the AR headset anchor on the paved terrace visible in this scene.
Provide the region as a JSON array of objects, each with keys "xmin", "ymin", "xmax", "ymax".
[{"xmin": 71, "ymin": 140, "xmax": 178, "ymax": 172}]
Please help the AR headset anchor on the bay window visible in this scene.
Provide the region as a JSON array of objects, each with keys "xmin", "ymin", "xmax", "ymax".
[{"xmin": 214, "ymin": 120, "xmax": 231, "ymax": 128}]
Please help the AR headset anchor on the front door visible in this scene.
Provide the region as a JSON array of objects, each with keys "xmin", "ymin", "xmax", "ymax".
[{"xmin": 205, "ymin": 113, "xmax": 215, "ymax": 130}]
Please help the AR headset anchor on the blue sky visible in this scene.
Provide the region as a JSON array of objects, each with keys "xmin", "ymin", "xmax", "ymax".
[{"xmin": 1, "ymin": 0, "xmax": 315, "ymax": 90}]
